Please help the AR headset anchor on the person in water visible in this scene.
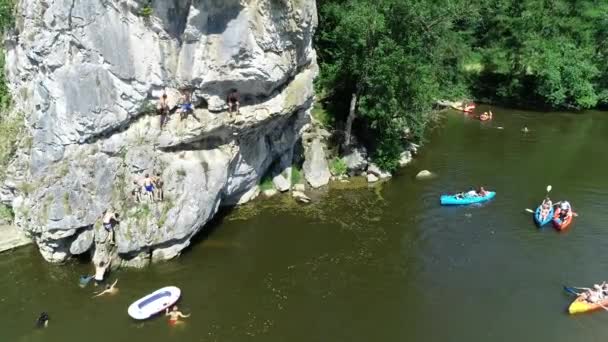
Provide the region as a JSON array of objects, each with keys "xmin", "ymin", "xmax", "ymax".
[
  {"xmin": 102, "ymin": 210, "xmax": 119, "ymax": 245},
  {"xmin": 92, "ymin": 279, "xmax": 118, "ymax": 298},
  {"xmin": 35, "ymin": 312, "xmax": 49, "ymax": 328},
  {"xmin": 143, "ymin": 174, "xmax": 155, "ymax": 202},
  {"xmin": 165, "ymin": 305, "xmax": 190, "ymax": 325},
  {"xmin": 477, "ymin": 187, "xmax": 488, "ymax": 196}
]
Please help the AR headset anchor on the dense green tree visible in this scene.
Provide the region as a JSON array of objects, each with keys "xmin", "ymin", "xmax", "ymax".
[{"xmin": 317, "ymin": 0, "xmax": 608, "ymax": 168}]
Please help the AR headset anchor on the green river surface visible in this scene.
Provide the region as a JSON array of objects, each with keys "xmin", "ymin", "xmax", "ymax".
[{"xmin": 3, "ymin": 106, "xmax": 608, "ymax": 342}]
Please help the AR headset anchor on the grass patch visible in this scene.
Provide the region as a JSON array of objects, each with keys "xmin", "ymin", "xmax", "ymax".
[
  {"xmin": 139, "ymin": 1, "xmax": 153, "ymax": 18},
  {"xmin": 291, "ymin": 165, "xmax": 302, "ymax": 184},
  {"xmin": 330, "ymin": 157, "xmax": 347, "ymax": 176},
  {"xmin": 0, "ymin": 203, "xmax": 13, "ymax": 223},
  {"xmin": 260, "ymin": 176, "xmax": 275, "ymax": 191},
  {"xmin": 0, "ymin": 113, "xmax": 24, "ymax": 181},
  {"xmin": 311, "ymin": 100, "xmax": 334, "ymax": 127},
  {"xmin": 158, "ymin": 198, "xmax": 174, "ymax": 227},
  {"xmin": 17, "ymin": 182, "xmax": 34, "ymax": 195}
]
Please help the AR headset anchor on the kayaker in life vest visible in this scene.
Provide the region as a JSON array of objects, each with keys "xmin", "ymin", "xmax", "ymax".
[
  {"xmin": 559, "ymin": 201, "xmax": 571, "ymax": 219},
  {"xmin": 540, "ymin": 197, "xmax": 552, "ymax": 221}
]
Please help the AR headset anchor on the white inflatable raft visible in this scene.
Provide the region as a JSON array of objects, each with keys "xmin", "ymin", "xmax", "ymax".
[{"xmin": 127, "ymin": 286, "xmax": 181, "ymax": 320}]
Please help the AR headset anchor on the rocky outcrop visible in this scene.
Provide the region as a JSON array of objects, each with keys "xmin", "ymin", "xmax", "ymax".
[
  {"xmin": 303, "ymin": 138, "xmax": 330, "ymax": 188},
  {"xmin": 2, "ymin": 0, "xmax": 318, "ymax": 265}
]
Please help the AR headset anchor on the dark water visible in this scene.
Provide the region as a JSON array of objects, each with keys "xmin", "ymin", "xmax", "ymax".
[{"xmin": 3, "ymin": 106, "xmax": 608, "ymax": 342}]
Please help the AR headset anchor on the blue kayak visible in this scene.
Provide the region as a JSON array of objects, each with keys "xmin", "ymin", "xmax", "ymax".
[
  {"xmin": 534, "ymin": 205, "xmax": 554, "ymax": 227},
  {"xmin": 440, "ymin": 191, "xmax": 496, "ymax": 205}
]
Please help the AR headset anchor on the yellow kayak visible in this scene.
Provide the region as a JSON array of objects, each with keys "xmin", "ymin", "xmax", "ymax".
[{"xmin": 569, "ymin": 295, "xmax": 608, "ymax": 314}]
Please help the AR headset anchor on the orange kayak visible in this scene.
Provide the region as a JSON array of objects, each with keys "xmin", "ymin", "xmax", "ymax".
[
  {"xmin": 569, "ymin": 295, "xmax": 608, "ymax": 314},
  {"xmin": 553, "ymin": 207, "xmax": 573, "ymax": 230}
]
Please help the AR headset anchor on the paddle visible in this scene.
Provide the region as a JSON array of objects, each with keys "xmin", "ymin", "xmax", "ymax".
[
  {"xmin": 525, "ymin": 185, "xmax": 553, "ymax": 213},
  {"xmin": 563, "ymin": 286, "xmax": 581, "ymax": 296}
]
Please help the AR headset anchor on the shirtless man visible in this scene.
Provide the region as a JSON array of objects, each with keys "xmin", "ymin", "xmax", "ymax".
[
  {"xmin": 131, "ymin": 180, "xmax": 142, "ymax": 203},
  {"xmin": 179, "ymin": 89, "xmax": 199, "ymax": 122},
  {"xmin": 158, "ymin": 93, "xmax": 170, "ymax": 129},
  {"xmin": 92, "ymin": 279, "xmax": 118, "ymax": 298},
  {"xmin": 102, "ymin": 210, "xmax": 119, "ymax": 244},
  {"xmin": 227, "ymin": 89, "xmax": 240, "ymax": 116},
  {"xmin": 35, "ymin": 312, "xmax": 49, "ymax": 328},
  {"xmin": 153, "ymin": 173, "xmax": 164, "ymax": 202},
  {"xmin": 143, "ymin": 174, "xmax": 155, "ymax": 202},
  {"xmin": 165, "ymin": 305, "xmax": 190, "ymax": 325}
]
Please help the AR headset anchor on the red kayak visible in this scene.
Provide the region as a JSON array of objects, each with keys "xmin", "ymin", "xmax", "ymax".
[{"xmin": 553, "ymin": 207, "xmax": 573, "ymax": 231}]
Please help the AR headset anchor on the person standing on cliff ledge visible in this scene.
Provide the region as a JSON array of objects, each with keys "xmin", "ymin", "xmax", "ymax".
[
  {"xmin": 227, "ymin": 89, "xmax": 240, "ymax": 119},
  {"xmin": 179, "ymin": 88, "xmax": 200, "ymax": 122},
  {"xmin": 157, "ymin": 93, "xmax": 170, "ymax": 129}
]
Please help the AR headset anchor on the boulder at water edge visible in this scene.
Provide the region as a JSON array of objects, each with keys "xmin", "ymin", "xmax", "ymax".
[
  {"xmin": 303, "ymin": 139, "xmax": 331, "ymax": 188},
  {"xmin": 416, "ymin": 170, "xmax": 434, "ymax": 180}
]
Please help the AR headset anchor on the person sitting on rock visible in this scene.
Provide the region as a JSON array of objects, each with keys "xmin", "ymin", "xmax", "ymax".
[
  {"xmin": 102, "ymin": 209, "xmax": 119, "ymax": 245},
  {"xmin": 153, "ymin": 173, "xmax": 164, "ymax": 202},
  {"xmin": 92, "ymin": 279, "xmax": 118, "ymax": 298},
  {"xmin": 143, "ymin": 174, "xmax": 155, "ymax": 201},
  {"xmin": 157, "ymin": 93, "xmax": 170, "ymax": 129},
  {"xmin": 227, "ymin": 89, "xmax": 240, "ymax": 116},
  {"xmin": 166, "ymin": 305, "xmax": 190, "ymax": 326}
]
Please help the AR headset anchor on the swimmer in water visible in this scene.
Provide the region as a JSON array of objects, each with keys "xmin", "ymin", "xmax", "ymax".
[
  {"xmin": 165, "ymin": 305, "xmax": 190, "ymax": 325},
  {"xmin": 92, "ymin": 279, "xmax": 118, "ymax": 298},
  {"xmin": 35, "ymin": 312, "xmax": 49, "ymax": 328},
  {"xmin": 522, "ymin": 126, "xmax": 529, "ymax": 133}
]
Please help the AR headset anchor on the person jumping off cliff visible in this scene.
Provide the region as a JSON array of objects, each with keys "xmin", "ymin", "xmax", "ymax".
[
  {"xmin": 157, "ymin": 93, "xmax": 170, "ymax": 129},
  {"xmin": 227, "ymin": 89, "xmax": 240, "ymax": 117}
]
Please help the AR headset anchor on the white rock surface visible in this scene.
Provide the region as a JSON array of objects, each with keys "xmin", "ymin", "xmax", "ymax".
[
  {"xmin": 2, "ymin": 0, "xmax": 318, "ymax": 265},
  {"xmin": 303, "ymin": 138, "xmax": 330, "ymax": 188},
  {"xmin": 367, "ymin": 174, "xmax": 379, "ymax": 183},
  {"xmin": 416, "ymin": 170, "xmax": 435, "ymax": 180}
]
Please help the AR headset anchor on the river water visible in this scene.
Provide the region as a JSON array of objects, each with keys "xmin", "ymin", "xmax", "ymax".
[{"xmin": 3, "ymin": 106, "xmax": 608, "ymax": 342}]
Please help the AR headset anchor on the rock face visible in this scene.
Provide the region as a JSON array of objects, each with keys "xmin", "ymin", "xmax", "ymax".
[
  {"xmin": 343, "ymin": 147, "xmax": 368, "ymax": 173},
  {"xmin": 2, "ymin": 0, "xmax": 318, "ymax": 265},
  {"xmin": 303, "ymin": 138, "xmax": 330, "ymax": 188}
]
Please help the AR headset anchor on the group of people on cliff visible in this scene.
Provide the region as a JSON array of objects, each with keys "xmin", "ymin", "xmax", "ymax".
[
  {"xmin": 156, "ymin": 87, "xmax": 241, "ymax": 129},
  {"xmin": 131, "ymin": 173, "xmax": 164, "ymax": 204}
]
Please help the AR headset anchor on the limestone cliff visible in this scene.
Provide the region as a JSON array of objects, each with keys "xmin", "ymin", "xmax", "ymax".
[{"xmin": 1, "ymin": 0, "xmax": 317, "ymax": 266}]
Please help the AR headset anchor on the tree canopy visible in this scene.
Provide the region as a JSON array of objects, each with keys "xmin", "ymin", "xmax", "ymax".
[{"xmin": 316, "ymin": 0, "xmax": 608, "ymax": 170}]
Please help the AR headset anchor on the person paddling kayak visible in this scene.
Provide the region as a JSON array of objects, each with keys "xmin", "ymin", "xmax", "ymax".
[{"xmin": 539, "ymin": 197, "xmax": 552, "ymax": 221}]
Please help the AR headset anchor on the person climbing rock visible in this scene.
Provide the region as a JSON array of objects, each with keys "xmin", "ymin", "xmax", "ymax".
[
  {"xmin": 131, "ymin": 180, "xmax": 142, "ymax": 203},
  {"xmin": 92, "ymin": 279, "xmax": 118, "ymax": 298},
  {"xmin": 157, "ymin": 93, "xmax": 170, "ymax": 129},
  {"xmin": 227, "ymin": 89, "xmax": 240, "ymax": 117},
  {"xmin": 143, "ymin": 174, "xmax": 155, "ymax": 202},
  {"xmin": 102, "ymin": 209, "xmax": 119, "ymax": 245},
  {"xmin": 153, "ymin": 173, "xmax": 164, "ymax": 202},
  {"xmin": 166, "ymin": 305, "xmax": 190, "ymax": 325}
]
